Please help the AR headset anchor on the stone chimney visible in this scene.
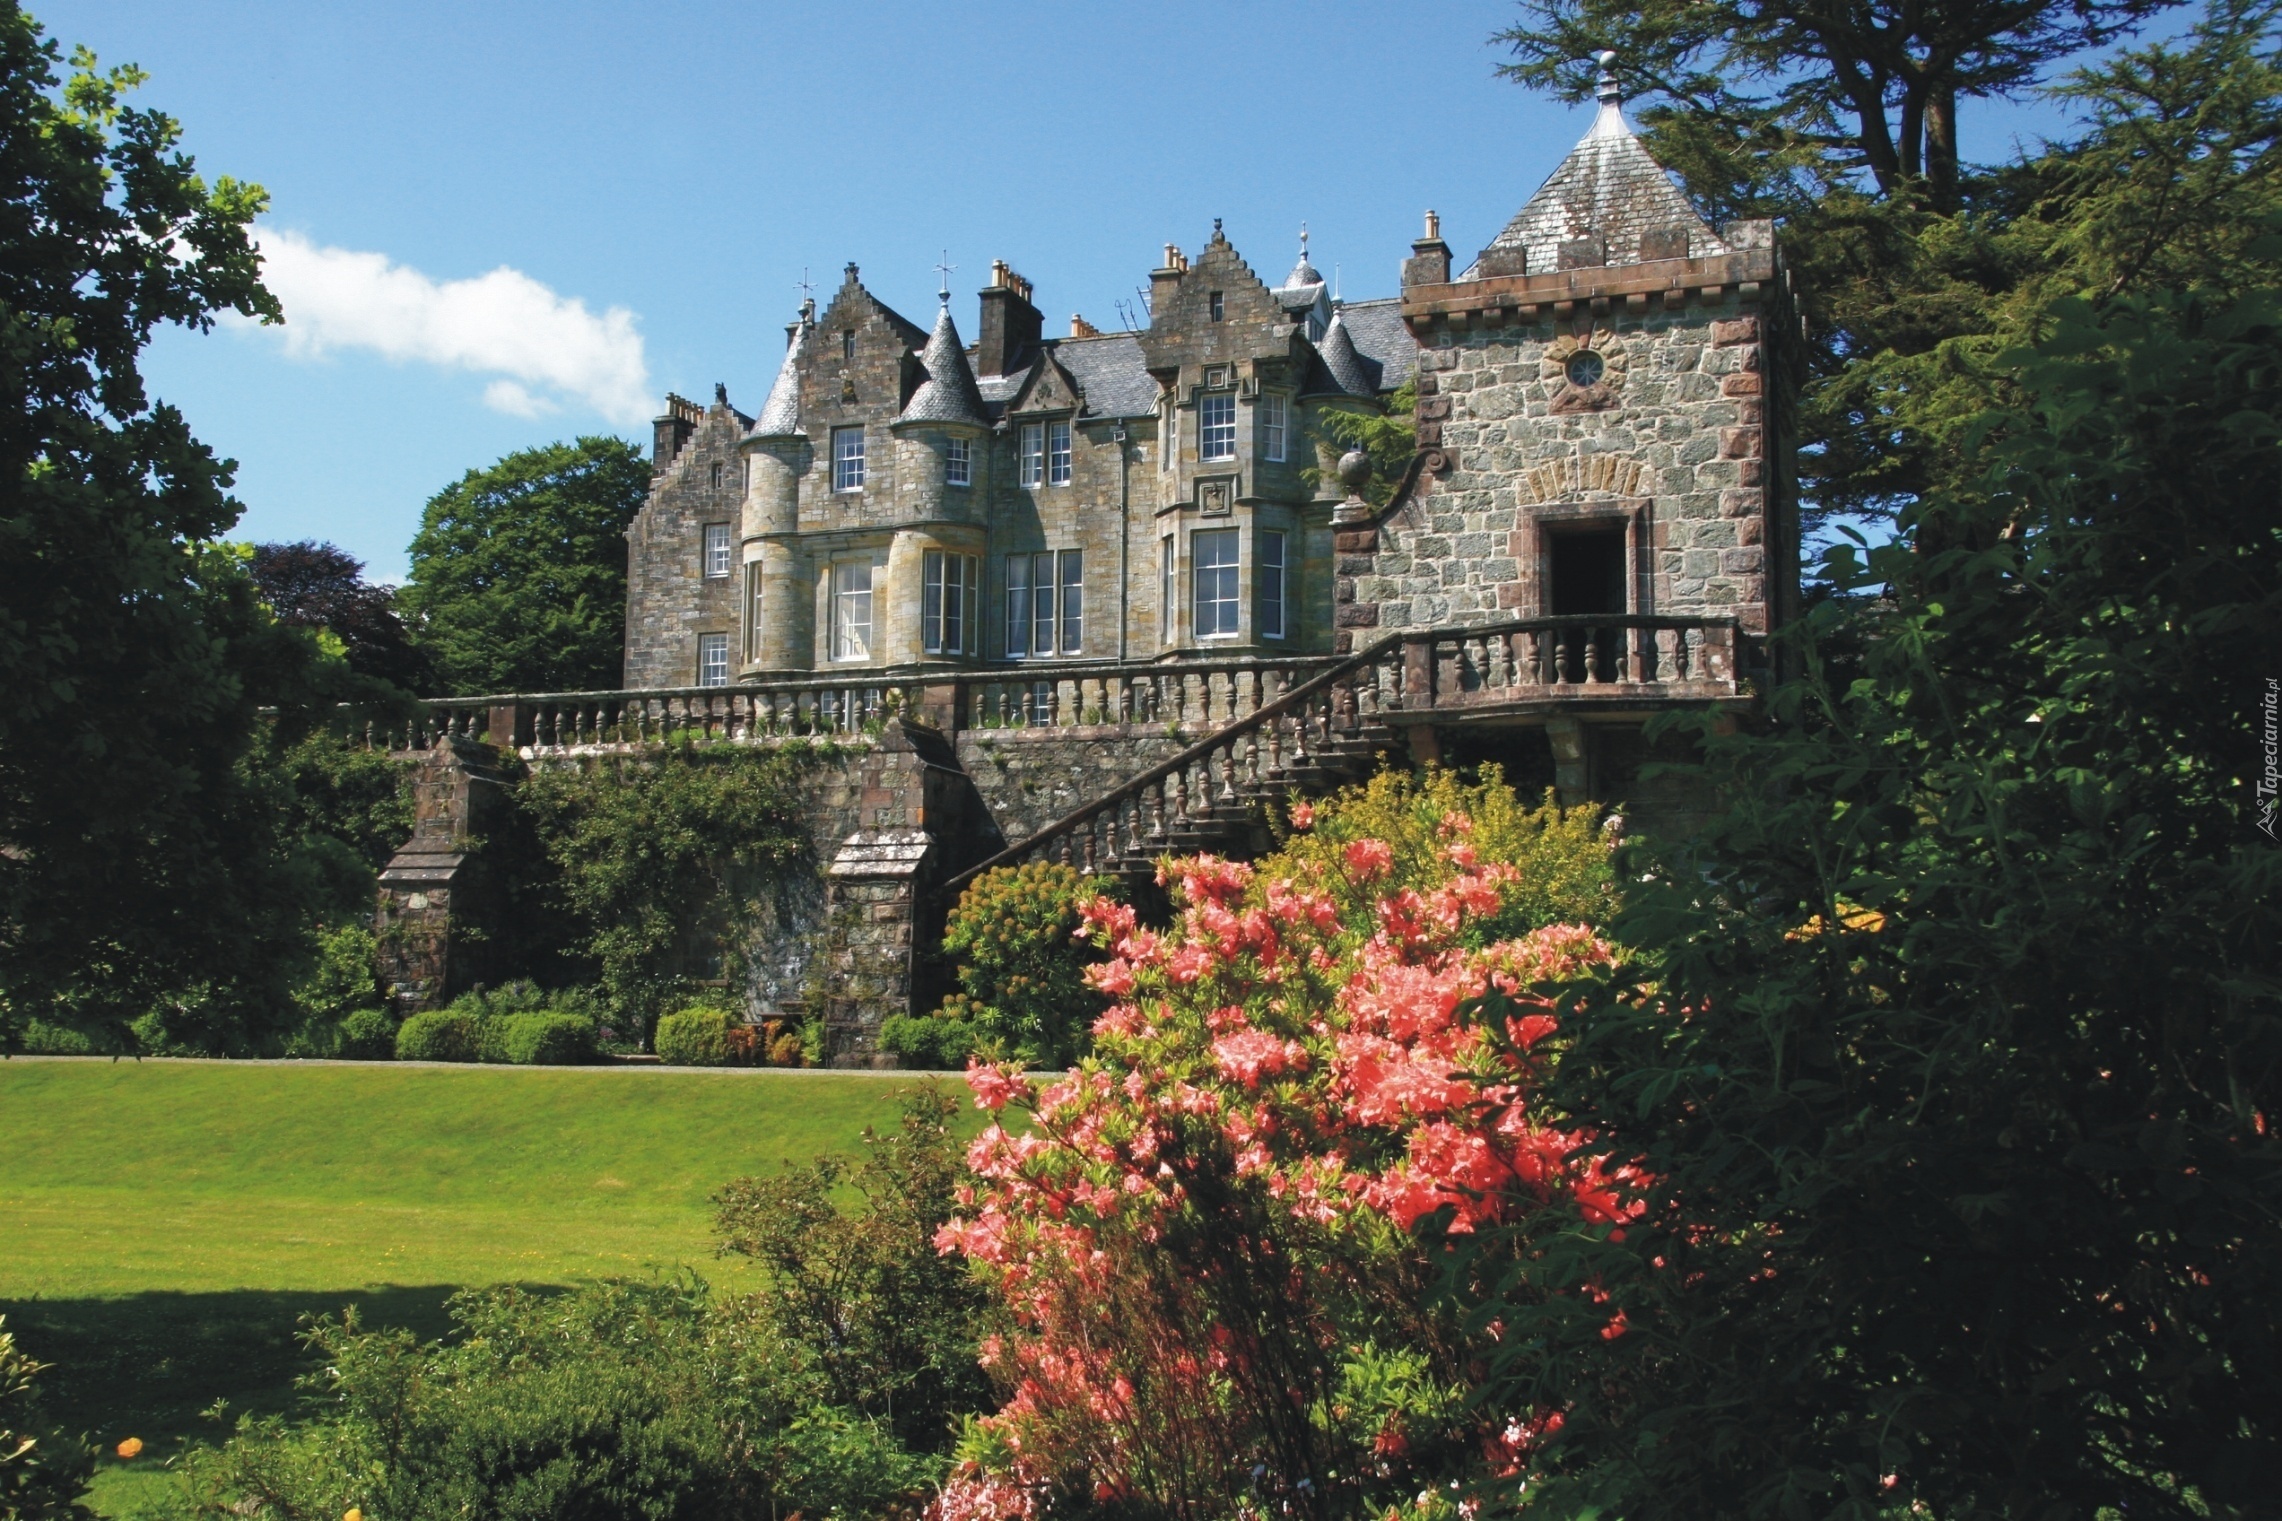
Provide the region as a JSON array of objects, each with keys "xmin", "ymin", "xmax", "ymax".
[
  {"xmin": 975, "ymin": 260, "xmax": 1042, "ymax": 378},
  {"xmin": 651, "ymin": 392, "xmax": 703, "ymax": 469},
  {"xmin": 1401, "ymin": 210, "xmax": 1451, "ymax": 290},
  {"xmin": 1149, "ymin": 242, "xmax": 1189, "ymax": 326}
]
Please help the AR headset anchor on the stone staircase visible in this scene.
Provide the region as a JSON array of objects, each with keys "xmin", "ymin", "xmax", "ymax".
[{"xmin": 937, "ymin": 633, "xmax": 1407, "ymax": 897}]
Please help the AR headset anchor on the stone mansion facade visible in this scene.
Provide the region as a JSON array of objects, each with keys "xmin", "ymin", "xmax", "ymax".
[{"xmin": 621, "ymin": 65, "xmax": 1798, "ymax": 700}]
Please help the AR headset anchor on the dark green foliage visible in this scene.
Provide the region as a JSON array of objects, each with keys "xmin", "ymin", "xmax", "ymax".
[
  {"xmin": 714, "ymin": 1087, "xmax": 992, "ymax": 1453},
  {"xmin": 162, "ymin": 1282, "xmax": 929, "ymax": 1521},
  {"xmin": 396, "ymin": 437, "xmax": 651, "ymax": 696},
  {"xmin": 518, "ymin": 746, "xmax": 812, "ymax": 1043},
  {"xmin": 274, "ymin": 730, "xmax": 415, "ymax": 872},
  {"xmin": 0, "ymin": 1317, "xmax": 92, "ymax": 1521},
  {"xmin": 333, "ymin": 1008, "xmax": 396, "ymax": 1062},
  {"xmin": 1477, "ymin": 286, "xmax": 2282, "ymax": 1517},
  {"xmin": 926, "ymin": 861, "xmax": 1119, "ymax": 1069},
  {"xmin": 654, "ymin": 1007, "xmax": 735, "ymax": 1067}
]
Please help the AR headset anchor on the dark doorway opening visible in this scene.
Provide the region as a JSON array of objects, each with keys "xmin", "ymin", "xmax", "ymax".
[
  {"xmin": 1547, "ymin": 524, "xmax": 1629, "ymax": 680},
  {"xmin": 1548, "ymin": 524, "xmax": 1628, "ymax": 614}
]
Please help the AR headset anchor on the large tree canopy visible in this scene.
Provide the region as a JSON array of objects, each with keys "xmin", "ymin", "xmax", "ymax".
[
  {"xmin": 1493, "ymin": 0, "xmax": 2180, "ymax": 207},
  {"xmin": 0, "ymin": 5, "xmax": 353, "ymax": 1047},
  {"xmin": 397, "ymin": 436, "xmax": 650, "ymax": 696}
]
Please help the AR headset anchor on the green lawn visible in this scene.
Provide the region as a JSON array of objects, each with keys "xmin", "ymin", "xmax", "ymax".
[{"xmin": 0, "ymin": 1058, "xmax": 963, "ymax": 1515}]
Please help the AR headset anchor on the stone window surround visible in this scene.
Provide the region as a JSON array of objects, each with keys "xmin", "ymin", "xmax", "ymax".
[
  {"xmin": 1260, "ymin": 393, "xmax": 1288, "ymax": 463},
  {"xmin": 702, "ymin": 521, "xmax": 733, "ymax": 579},
  {"xmin": 945, "ymin": 435, "xmax": 972, "ymax": 487},
  {"xmin": 1525, "ymin": 498, "xmax": 1654, "ymax": 619}
]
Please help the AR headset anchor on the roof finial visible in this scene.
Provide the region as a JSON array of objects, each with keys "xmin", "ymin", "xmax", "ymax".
[
  {"xmin": 1213, "ymin": 216, "xmax": 1224, "ymax": 239},
  {"xmin": 1595, "ymin": 49, "xmax": 1621, "ymax": 104},
  {"xmin": 1299, "ymin": 221, "xmax": 1308, "ymax": 261},
  {"xmin": 934, "ymin": 249, "xmax": 955, "ymax": 308},
  {"xmin": 795, "ymin": 267, "xmax": 814, "ymax": 306}
]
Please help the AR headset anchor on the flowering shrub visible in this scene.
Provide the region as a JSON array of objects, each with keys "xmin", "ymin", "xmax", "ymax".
[{"xmin": 931, "ymin": 778, "xmax": 1629, "ymax": 1521}]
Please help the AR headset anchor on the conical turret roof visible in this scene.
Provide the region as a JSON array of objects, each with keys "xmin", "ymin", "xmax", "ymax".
[
  {"xmin": 896, "ymin": 304, "xmax": 989, "ymax": 427},
  {"xmin": 1464, "ymin": 54, "xmax": 1727, "ymax": 279},
  {"xmin": 748, "ymin": 309, "xmax": 810, "ymax": 439},
  {"xmin": 1305, "ymin": 308, "xmax": 1381, "ymax": 398}
]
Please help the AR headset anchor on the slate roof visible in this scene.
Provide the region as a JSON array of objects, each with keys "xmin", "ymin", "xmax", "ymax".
[
  {"xmin": 1303, "ymin": 309, "xmax": 1383, "ymax": 399},
  {"xmin": 1339, "ymin": 299, "xmax": 1416, "ymax": 391},
  {"xmin": 1051, "ymin": 333, "xmax": 1158, "ymax": 418},
  {"xmin": 897, "ymin": 306, "xmax": 990, "ymax": 427},
  {"xmin": 748, "ymin": 319, "xmax": 809, "ymax": 438},
  {"xmin": 1462, "ymin": 88, "xmax": 1727, "ymax": 279}
]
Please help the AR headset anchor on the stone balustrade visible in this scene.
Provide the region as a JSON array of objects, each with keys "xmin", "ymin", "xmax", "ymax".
[{"xmin": 346, "ymin": 617, "xmax": 1740, "ymax": 759}]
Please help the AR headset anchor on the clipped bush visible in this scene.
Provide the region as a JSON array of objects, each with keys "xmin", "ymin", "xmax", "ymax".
[
  {"xmin": 880, "ymin": 1008, "xmax": 983, "ymax": 1071},
  {"xmin": 337, "ymin": 1008, "xmax": 398, "ymax": 1061},
  {"xmin": 395, "ymin": 1010, "xmax": 481, "ymax": 1062},
  {"xmin": 500, "ymin": 1011, "xmax": 599, "ymax": 1066},
  {"xmin": 654, "ymin": 1006, "xmax": 735, "ymax": 1066}
]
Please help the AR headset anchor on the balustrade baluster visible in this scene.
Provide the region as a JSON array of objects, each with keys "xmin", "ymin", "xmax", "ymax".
[
  {"xmin": 1265, "ymin": 713, "xmax": 1285, "ymax": 776},
  {"xmin": 1216, "ymin": 743, "xmax": 1238, "ymax": 804},
  {"xmin": 1243, "ymin": 729, "xmax": 1260, "ymax": 787},
  {"xmin": 1148, "ymin": 782, "xmax": 1168, "ymax": 840}
]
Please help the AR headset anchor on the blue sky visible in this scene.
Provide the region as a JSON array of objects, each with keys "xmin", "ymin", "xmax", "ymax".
[{"xmin": 38, "ymin": 0, "xmax": 2147, "ymax": 582}]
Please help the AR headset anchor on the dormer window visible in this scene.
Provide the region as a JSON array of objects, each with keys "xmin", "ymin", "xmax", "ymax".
[
  {"xmin": 1209, "ymin": 291, "xmax": 1225, "ymax": 321},
  {"xmin": 1200, "ymin": 393, "xmax": 1237, "ymax": 462},
  {"xmin": 946, "ymin": 435, "xmax": 972, "ymax": 487}
]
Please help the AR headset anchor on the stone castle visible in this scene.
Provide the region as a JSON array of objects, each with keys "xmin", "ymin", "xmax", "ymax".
[
  {"xmin": 377, "ymin": 63, "xmax": 1802, "ymax": 1057},
  {"xmin": 621, "ymin": 61, "xmax": 1796, "ymax": 696}
]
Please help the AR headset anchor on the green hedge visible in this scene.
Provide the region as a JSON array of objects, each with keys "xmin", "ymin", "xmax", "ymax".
[
  {"xmin": 879, "ymin": 1011, "xmax": 982, "ymax": 1071},
  {"xmin": 395, "ymin": 1010, "xmax": 482, "ymax": 1062},
  {"xmin": 393, "ymin": 1008, "xmax": 600, "ymax": 1065},
  {"xmin": 653, "ymin": 1007, "xmax": 733, "ymax": 1066},
  {"xmin": 500, "ymin": 1011, "xmax": 599, "ymax": 1066},
  {"xmin": 337, "ymin": 1008, "xmax": 398, "ymax": 1061}
]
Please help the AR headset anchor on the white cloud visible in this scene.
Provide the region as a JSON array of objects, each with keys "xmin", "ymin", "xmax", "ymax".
[{"xmin": 249, "ymin": 228, "xmax": 652, "ymax": 426}]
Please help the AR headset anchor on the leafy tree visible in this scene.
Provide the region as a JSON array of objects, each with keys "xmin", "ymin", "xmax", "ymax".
[
  {"xmin": 1308, "ymin": 377, "xmax": 1415, "ymax": 509},
  {"xmin": 714, "ymin": 1086, "xmax": 992, "ymax": 1453},
  {"xmin": 1472, "ymin": 286, "xmax": 2282, "ymax": 1515},
  {"xmin": 923, "ymin": 861, "xmax": 1123, "ymax": 1069},
  {"xmin": 1492, "ymin": 0, "xmax": 2179, "ymax": 208},
  {"xmin": 0, "ymin": 12, "xmax": 368, "ymax": 1049},
  {"xmin": 397, "ymin": 436, "xmax": 650, "ymax": 695},
  {"xmin": 248, "ymin": 540, "xmax": 431, "ymax": 692}
]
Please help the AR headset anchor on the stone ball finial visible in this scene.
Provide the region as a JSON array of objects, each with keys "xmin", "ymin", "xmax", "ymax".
[
  {"xmin": 1595, "ymin": 50, "xmax": 1622, "ymax": 102},
  {"xmin": 1337, "ymin": 448, "xmax": 1373, "ymax": 496}
]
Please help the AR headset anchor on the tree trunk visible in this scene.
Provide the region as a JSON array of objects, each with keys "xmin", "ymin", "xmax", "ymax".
[{"xmin": 1926, "ymin": 81, "xmax": 1961, "ymax": 212}]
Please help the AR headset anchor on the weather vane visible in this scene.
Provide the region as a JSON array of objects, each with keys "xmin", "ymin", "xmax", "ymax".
[
  {"xmin": 934, "ymin": 250, "xmax": 956, "ymax": 307},
  {"xmin": 795, "ymin": 267, "xmax": 815, "ymax": 307}
]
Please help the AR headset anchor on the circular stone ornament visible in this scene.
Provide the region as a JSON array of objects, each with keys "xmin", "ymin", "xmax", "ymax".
[{"xmin": 1544, "ymin": 328, "xmax": 1628, "ymax": 414}]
